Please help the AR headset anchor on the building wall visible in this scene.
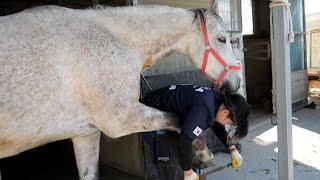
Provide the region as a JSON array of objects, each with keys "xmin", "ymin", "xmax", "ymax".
[
  {"xmin": 306, "ymin": 13, "xmax": 320, "ymax": 69},
  {"xmin": 306, "ymin": 13, "xmax": 320, "ymax": 31},
  {"xmin": 309, "ymin": 31, "xmax": 320, "ymax": 69}
]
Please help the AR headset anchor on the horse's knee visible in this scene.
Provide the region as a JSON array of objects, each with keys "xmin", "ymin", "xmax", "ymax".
[{"xmin": 192, "ymin": 138, "xmax": 215, "ymax": 168}]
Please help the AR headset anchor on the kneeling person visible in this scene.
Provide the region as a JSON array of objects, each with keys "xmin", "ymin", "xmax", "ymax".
[{"xmin": 140, "ymin": 84, "xmax": 249, "ymax": 179}]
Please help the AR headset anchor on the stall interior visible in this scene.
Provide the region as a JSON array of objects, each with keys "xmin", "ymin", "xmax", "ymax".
[{"xmin": 243, "ymin": 0, "xmax": 273, "ymax": 118}]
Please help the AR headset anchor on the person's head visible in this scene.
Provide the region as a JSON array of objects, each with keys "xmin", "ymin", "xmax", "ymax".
[{"xmin": 216, "ymin": 90, "xmax": 249, "ymax": 143}]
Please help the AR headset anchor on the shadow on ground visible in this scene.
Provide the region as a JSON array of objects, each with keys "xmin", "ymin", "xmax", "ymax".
[{"xmin": 0, "ymin": 140, "xmax": 141, "ymax": 180}]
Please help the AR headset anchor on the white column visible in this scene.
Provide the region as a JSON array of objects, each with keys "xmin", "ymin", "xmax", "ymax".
[
  {"xmin": 132, "ymin": 0, "xmax": 138, "ymax": 6},
  {"xmin": 270, "ymin": 1, "xmax": 293, "ymax": 180}
]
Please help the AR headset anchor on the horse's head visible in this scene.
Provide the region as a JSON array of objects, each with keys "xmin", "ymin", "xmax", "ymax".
[{"xmin": 186, "ymin": 0, "xmax": 241, "ymax": 92}]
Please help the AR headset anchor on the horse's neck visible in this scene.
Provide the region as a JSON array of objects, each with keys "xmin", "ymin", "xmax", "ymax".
[{"xmin": 93, "ymin": 6, "xmax": 196, "ymax": 60}]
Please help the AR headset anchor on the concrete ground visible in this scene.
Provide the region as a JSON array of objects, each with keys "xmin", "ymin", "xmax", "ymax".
[{"xmin": 207, "ymin": 108, "xmax": 320, "ymax": 180}]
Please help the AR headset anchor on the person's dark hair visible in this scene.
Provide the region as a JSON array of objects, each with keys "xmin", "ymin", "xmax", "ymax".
[{"xmin": 220, "ymin": 84, "xmax": 249, "ymax": 142}]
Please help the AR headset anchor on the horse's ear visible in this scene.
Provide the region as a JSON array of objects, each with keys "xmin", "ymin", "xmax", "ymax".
[{"xmin": 209, "ymin": 0, "xmax": 219, "ymax": 14}]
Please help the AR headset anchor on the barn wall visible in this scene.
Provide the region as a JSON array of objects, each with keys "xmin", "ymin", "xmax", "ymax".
[
  {"xmin": 252, "ymin": 0, "xmax": 270, "ymax": 36},
  {"xmin": 100, "ymin": 134, "xmax": 145, "ymax": 178}
]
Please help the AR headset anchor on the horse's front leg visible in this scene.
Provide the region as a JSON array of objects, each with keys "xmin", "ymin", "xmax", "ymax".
[{"xmin": 72, "ymin": 132, "xmax": 100, "ymax": 180}]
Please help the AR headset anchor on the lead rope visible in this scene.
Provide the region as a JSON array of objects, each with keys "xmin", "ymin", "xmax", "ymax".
[
  {"xmin": 269, "ymin": 0, "xmax": 295, "ymax": 43},
  {"xmin": 141, "ymin": 72, "xmax": 153, "ymax": 91}
]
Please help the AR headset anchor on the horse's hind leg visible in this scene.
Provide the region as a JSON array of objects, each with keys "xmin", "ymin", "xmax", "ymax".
[
  {"xmin": 72, "ymin": 132, "xmax": 100, "ymax": 180},
  {"xmin": 112, "ymin": 102, "xmax": 181, "ymax": 138}
]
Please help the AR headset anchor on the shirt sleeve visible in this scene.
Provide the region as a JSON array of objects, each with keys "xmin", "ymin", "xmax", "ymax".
[
  {"xmin": 212, "ymin": 123, "xmax": 229, "ymax": 148},
  {"xmin": 181, "ymin": 105, "xmax": 209, "ymax": 140}
]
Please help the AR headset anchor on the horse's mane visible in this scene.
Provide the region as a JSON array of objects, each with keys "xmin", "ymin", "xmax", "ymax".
[
  {"xmin": 92, "ymin": 5, "xmax": 189, "ymax": 15},
  {"xmin": 191, "ymin": 8, "xmax": 224, "ymax": 26},
  {"xmin": 90, "ymin": 5, "xmax": 224, "ymax": 29}
]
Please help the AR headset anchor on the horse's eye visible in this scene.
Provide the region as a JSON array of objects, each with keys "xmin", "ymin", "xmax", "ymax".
[{"xmin": 218, "ymin": 37, "xmax": 226, "ymax": 43}]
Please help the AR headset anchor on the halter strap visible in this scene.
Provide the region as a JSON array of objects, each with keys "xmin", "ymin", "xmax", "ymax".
[{"xmin": 198, "ymin": 18, "xmax": 241, "ymax": 84}]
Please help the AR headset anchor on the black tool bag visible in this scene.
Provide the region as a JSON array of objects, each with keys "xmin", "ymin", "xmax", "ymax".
[{"xmin": 144, "ymin": 132, "xmax": 184, "ymax": 180}]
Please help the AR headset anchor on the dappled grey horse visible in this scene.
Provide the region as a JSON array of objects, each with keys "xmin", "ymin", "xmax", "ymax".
[{"xmin": 0, "ymin": 1, "xmax": 241, "ymax": 179}]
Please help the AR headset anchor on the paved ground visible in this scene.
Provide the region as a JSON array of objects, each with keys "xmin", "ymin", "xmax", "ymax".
[{"xmin": 207, "ymin": 108, "xmax": 320, "ymax": 180}]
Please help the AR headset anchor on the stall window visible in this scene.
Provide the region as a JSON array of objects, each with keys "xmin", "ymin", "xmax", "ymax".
[{"xmin": 241, "ymin": 0, "xmax": 254, "ymax": 35}]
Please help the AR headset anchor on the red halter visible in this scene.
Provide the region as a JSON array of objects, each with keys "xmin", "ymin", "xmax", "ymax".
[{"xmin": 199, "ymin": 19, "xmax": 241, "ymax": 85}]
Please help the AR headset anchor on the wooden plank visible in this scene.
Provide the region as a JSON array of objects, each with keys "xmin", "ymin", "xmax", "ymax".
[{"xmin": 271, "ymin": 1, "xmax": 293, "ymax": 180}]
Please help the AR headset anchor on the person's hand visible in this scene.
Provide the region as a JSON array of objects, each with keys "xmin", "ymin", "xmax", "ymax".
[
  {"xmin": 184, "ymin": 170, "xmax": 199, "ymax": 180},
  {"xmin": 231, "ymin": 149, "xmax": 243, "ymax": 168}
]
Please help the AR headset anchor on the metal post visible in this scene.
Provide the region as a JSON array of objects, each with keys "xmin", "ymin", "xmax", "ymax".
[
  {"xmin": 237, "ymin": 0, "xmax": 243, "ymax": 32},
  {"xmin": 310, "ymin": 32, "xmax": 313, "ymax": 68},
  {"xmin": 270, "ymin": 1, "xmax": 293, "ymax": 180},
  {"xmin": 302, "ymin": 0, "xmax": 307, "ymax": 69}
]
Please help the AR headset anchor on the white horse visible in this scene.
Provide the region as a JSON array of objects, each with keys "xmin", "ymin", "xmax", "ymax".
[{"xmin": 0, "ymin": 1, "xmax": 241, "ymax": 179}]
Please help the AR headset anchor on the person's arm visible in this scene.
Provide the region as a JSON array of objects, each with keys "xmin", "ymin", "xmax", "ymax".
[
  {"xmin": 178, "ymin": 131, "xmax": 193, "ymax": 171},
  {"xmin": 179, "ymin": 106, "xmax": 207, "ymax": 179},
  {"xmin": 178, "ymin": 132, "xmax": 200, "ymax": 179},
  {"xmin": 212, "ymin": 123, "xmax": 238, "ymax": 151},
  {"xmin": 212, "ymin": 123, "xmax": 243, "ymax": 168},
  {"xmin": 212, "ymin": 122, "xmax": 229, "ymax": 147}
]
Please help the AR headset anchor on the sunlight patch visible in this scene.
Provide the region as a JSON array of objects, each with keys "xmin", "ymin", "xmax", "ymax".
[{"xmin": 255, "ymin": 125, "xmax": 320, "ymax": 170}]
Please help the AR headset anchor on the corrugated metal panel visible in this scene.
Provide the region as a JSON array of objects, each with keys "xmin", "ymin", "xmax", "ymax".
[
  {"xmin": 141, "ymin": 71, "xmax": 211, "ymax": 96},
  {"xmin": 289, "ymin": 0, "xmax": 305, "ymax": 71},
  {"xmin": 291, "ymin": 69, "xmax": 308, "ymax": 103},
  {"xmin": 143, "ymin": 53, "xmax": 194, "ymax": 76}
]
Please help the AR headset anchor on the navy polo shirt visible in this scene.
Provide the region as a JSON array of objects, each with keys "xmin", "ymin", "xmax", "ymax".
[{"xmin": 162, "ymin": 84, "xmax": 221, "ymax": 140}]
